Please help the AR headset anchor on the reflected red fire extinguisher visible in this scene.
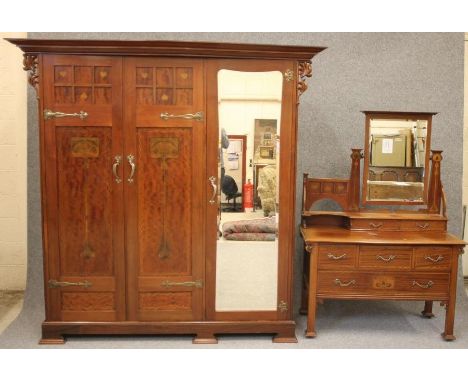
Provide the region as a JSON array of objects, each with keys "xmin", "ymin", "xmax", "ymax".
[{"xmin": 243, "ymin": 179, "xmax": 254, "ymax": 212}]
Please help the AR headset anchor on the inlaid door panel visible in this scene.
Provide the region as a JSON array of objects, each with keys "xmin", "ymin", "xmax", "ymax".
[
  {"xmin": 124, "ymin": 58, "xmax": 205, "ymax": 321},
  {"xmin": 42, "ymin": 55, "xmax": 124, "ymax": 321}
]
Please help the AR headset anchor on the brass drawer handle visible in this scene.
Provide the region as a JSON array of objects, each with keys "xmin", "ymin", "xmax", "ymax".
[
  {"xmin": 376, "ymin": 255, "xmax": 396, "ymax": 262},
  {"xmin": 424, "ymin": 255, "xmax": 444, "ymax": 263},
  {"xmin": 44, "ymin": 109, "xmax": 88, "ymax": 120},
  {"xmin": 208, "ymin": 176, "xmax": 217, "ymax": 204},
  {"xmin": 160, "ymin": 112, "xmax": 204, "ymax": 121},
  {"xmin": 334, "ymin": 279, "xmax": 356, "ymax": 287},
  {"xmin": 369, "ymin": 222, "xmax": 383, "ymax": 229},
  {"xmin": 412, "ymin": 280, "xmax": 434, "ymax": 289},
  {"xmin": 127, "ymin": 154, "xmax": 136, "ymax": 183},
  {"xmin": 417, "ymin": 223, "xmax": 430, "ymax": 229},
  {"xmin": 327, "ymin": 253, "xmax": 347, "ymax": 260},
  {"xmin": 113, "ymin": 155, "xmax": 122, "ymax": 183},
  {"xmin": 161, "ymin": 280, "xmax": 203, "ymax": 288},
  {"xmin": 48, "ymin": 279, "xmax": 92, "ymax": 288}
]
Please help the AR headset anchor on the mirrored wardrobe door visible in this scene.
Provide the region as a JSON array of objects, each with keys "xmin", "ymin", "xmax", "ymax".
[{"xmin": 206, "ymin": 60, "xmax": 296, "ymax": 321}]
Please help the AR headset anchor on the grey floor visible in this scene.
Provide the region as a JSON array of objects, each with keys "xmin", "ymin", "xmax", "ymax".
[{"xmin": 1, "ymin": 284, "xmax": 468, "ymax": 348}]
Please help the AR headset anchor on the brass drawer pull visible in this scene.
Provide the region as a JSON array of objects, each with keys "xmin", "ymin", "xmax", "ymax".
[
  {"xmin": 417, "ymin": 223, "xmax": 430, "ymax": 229},
  {"xmin": 376, "ymin": 255, "xmax": 396, "ymax": 262},
  {"xmin": 127, "ymin": 154, "xmax": 136, "ymax": 183},
  {"xmin": 160, "ymin": 111, "xmax": 204, "ymax": 121},
  {"xmin": 425, "ymin": 255, "xmax": 444, "ymax": 263},
  {"xmin": 48, "ymin": 279, "xmax": 92, "ymax": 288},
  {"xmin": 44, "ymin": 109, "xmax": 88, "ymax": 120},
  {"xmin": 113, "ymin": 155, "xmax": 122, "ymax": 184},
  {"xmin": 412, "ymin": 280, "xmax": 434, "ymax": 289},
  {"xmin": 161, "ymin": 280, "xmax": 203, "ymax": 288},
  {"xmin": 369, "ymin": 222, "xmax": 383, "ymax": 229},
  {"xmin": 327, "ymin": 253, "xmax": 347, "ymax": 260},
  {"xmin": 334, "ymin": 279, "xmax": 356, "ymax": 287}
]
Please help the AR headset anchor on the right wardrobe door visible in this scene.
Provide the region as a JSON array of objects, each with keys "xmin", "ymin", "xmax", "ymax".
[{"xmin": 206, "ymin": 60, "xmax": 297, "ymax": 321}]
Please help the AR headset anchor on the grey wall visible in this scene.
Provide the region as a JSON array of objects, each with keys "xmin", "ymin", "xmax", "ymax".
[{"xmin": 26, "ymin": 33, "xmax": 465, "ymax": 311}]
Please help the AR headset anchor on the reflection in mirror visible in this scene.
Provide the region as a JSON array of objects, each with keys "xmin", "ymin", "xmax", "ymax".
[
  {"xmin": 215, "ymin": 69, "xmax": 282, "ymax": 311},
  {"xmin": 367, "ymin": 118, "xmax": 428, "ymax": 202}
]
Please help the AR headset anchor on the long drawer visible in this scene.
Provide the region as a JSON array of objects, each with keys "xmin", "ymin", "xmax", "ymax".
[
  {"xmin": 317, "ymin": 271, "xmax": 450, "ymax": 297},
  {"xmin": 349, "ymin": 218, "xmax": 447, "ymax": 232}
]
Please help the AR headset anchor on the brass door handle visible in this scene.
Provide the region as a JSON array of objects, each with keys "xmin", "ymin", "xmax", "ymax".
[
  {"xmin": 334, "ymin": 279, "xmax": 356, "ymax": 287},
  {"xmin": 160, "ymin": 112, "xmax": 204, "ymax": 121},
  {"xmin": 161, "ymin": 280, "xmax": 203, "ymax": 288},
  {"xmin": 327, "ymin": 254, "xmax": 347, "ymax": 260},
  {"xmin": 369, "ymin": 222, "xmax": 383, "ymax": 229},
  {"xmin": 48, "ymin": 279, "xmax": 92, "ymax": 288},
  {"xmin": 44, "ymin": 109, "xmax": 88, "ymax": 120},
  {"xmin": 127, "ymin": 154, "xmax": 136, "ymax": 183},
  {"xmin": 209, "ymin": 176, "xmax": 217, "ymax": 204},
  {"xmin": 376, "ymin": 255, "xmax": 396, "ymax": 262},
  {"xmin": 113, "ymin": 155, "xmax": 122, "ymax": 183},
  {"xmin": 424, "ymin": 255, "xmax": 444, "ymax": 263},
  {"xmin": 412, "ymin": 280, "xmax": 434, "ymax": 289}
]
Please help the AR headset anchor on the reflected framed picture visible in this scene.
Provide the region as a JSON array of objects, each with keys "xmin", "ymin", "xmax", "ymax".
[{"xmin": 254, "ymin": 119, "xmax": 277, "ymax": 158}]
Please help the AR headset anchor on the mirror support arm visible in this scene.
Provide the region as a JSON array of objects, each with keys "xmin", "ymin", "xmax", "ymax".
[
  {"xmin": 348, "ymin": 148, "xmax": 363, "ymax": 211},
  {"xmin": 427, "ymin": 150, "xmax": 443, "ymax": 214}
]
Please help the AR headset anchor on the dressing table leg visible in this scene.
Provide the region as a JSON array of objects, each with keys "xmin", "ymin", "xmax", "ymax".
[
  {"xmin": 300, "ymin": 246, "xmax": 310, "ymax": 315},
  {"xmin": 442, "ymin": 249, "xmax": 459, "ymax": 341},
  {"xmin": 305, "ymin": 244, "xmax": 318, "ymax": 338},
  {"xmin": 421, "ymin": 301, "xmax": 435, "ymax": 318}
]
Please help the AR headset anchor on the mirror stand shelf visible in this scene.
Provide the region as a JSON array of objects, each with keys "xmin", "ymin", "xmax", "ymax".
[{"xmin": 300, "ymin": 111, "xmax": 466, "ymax": 340}]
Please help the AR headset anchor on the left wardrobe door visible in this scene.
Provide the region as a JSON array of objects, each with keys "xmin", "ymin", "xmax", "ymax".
[{"xmin": 42, "ymin": 55, "xmax": 125, "ymax": 322}]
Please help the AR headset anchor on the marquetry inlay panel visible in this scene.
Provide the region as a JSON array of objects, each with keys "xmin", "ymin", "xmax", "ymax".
[
  {"xmin": 53, "ymin": 65, "xmax": 112, "ymax": 104},
  {"xmin": 62, "ymin": 292, "xmax": 115, "ymax": 311},
  {"xmin": 135, "ymin": 66, "xmax": 193, "ymax": 105},
  {"xmin": 70, "ymin": 137, "xmax": 100, "ymax": 158}
]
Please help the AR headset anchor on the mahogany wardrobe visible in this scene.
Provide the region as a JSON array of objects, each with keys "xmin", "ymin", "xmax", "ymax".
[{"xmin": 7, "ymin": 38, "xmax": 325, "ymax": 344}]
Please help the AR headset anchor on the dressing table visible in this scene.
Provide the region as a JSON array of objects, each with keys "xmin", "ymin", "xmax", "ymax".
[{"xmin": 300, "ymin": 111, "xmax": 465, "ymax": 340}]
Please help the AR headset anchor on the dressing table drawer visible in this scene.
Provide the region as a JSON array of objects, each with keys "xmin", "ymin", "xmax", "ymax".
[
  {"xmin": 400, "ymin": 220, "xmax": 447, "ymax": 232},
  {"xmin": 350, "ymin": 219, "xmax": 400, "ymax": 231},
  {"xmin": 414, "ymin": 247, "xmax": 452, "ymax": 271},
  {"xmin": 318, "ymin": 245, "xmax": 357, "ymax": 269},
  {"xmin": 358, "ymin": 245, "xmax": 412, "ymax": 270}
]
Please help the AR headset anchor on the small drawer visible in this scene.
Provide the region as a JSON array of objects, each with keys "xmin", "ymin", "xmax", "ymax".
[
  {"xmin": 400, "ymin": 220, "xmax": 447, "ymax": 232},
  {"xmin": 317, "ymin": 271, "xmax": 368, "ymax": 294},
  {"xmin": 414, "ymin": 246, "xmax": 452, "ymax": 271},
  {"xmin": 318, "ymin": 245, "xmax": 357, "ymax": 269},
  {"xmin": 359, "ymin": 245, "xmax": 412, "ymax": 270},
  {"xmin": 396, "ymin": 273, "xmax": 449, "ymax": 296},
  {"xmin": 350, "ymin": 219, "xmax": 400, "ymax": 231}
]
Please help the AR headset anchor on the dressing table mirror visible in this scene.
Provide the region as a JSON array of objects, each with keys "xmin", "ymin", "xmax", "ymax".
[
  {"xmin": 300, "ymin": 110, "xmax": 465, "ymax": 341},
  {"xmin": 363, "ymin": 111, "xmax": 433, "ymax": 205}
]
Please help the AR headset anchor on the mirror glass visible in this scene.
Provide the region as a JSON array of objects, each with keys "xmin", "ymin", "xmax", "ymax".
[
  {"xmin": 366, "ymin": 117, "xmax": 429, "ymax": 203},
  {"xmin": 215, "ymin": 69, "xmax": 282, "ymax": 311}
]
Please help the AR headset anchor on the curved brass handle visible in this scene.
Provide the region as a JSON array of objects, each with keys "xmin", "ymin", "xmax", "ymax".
[
  {"xmin": 209, "ymin": 176, "xmax": 217, "ymax": 204},
  {"xmin": 327, "ymin": 254, "xmax": 347, "ymax": 260},
  {"xmin": 334, "ymin": 279, "xmax": 356, "ymax": 287},
  {"xmin": 369, "ymin": 222, "xmax": 383, "ymax": 229},
  {"xmin": 417, "ymin": 223, "xmax": 430, "ymax": 229},
  {"xmin": 412, "ymin": 280, "xmax": 434, "ymax": 289},
  {"xmin": 127, "ymin": 154, "xmax": 136, "ymax": 183},
  {"xmin": 376, "ymin": 255, "xmax": 396, "ymax": 262},
  {"xmin": 161, "ymin": 280, "xmax": 203, "ymax": 288},
  {"xmin": 44, "ymin": 109, "xmax": 88, "ymax": 120},
  {"xmin": 113, "ymin": 155, "xmax": 122, "ymax": 183},
  {"xmin": 424, "ymin": 255, "xmax": 444, "ymax": 263},
  {"xmin": 48, "ymin": 279, "xmax": 92, "ymax": 288},
  {"xmin": 160, "ymin": 112, "xmax": 204, "ymax": 121}
]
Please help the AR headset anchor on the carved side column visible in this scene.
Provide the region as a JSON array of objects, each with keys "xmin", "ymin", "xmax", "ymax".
[
  {"xmin": 427, "ymin": 150, "xmax": 443, "ymax": 213},
  {"xmin": 348, "ymin": 148, "xmax": 363, "ymax": 211},
  {"xmin": 23, "ymin": 54, "xmax": 40, "ymax": 99}
]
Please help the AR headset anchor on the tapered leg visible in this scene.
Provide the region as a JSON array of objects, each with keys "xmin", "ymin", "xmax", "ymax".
[
  {"xmin": 300, "ymin": 246, "xmax": 310, "ymax": 315},
  {"xmin": 421, "ymin": 300, "xmax": 435, "ymax": 318},
  {"xmin": 442, "ymin": 248, "xmax": 460, "ymax": 341},
  {"xmin": 305, "ymin": 244, "xmax": 318, "ymax": 338}
]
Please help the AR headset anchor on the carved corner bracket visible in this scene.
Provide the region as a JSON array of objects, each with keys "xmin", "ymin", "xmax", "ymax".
[
  {"xmin": 297, "ymin": 61, "xmax": 313, "ymax": 99},
  {"xmin": 23, "ymin": 54, "xmax": 40, "ymax": 98}
]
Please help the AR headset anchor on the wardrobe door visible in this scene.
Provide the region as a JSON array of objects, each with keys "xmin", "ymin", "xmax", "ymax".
[
  {"xmin": 42, "ymin": 55, "xmax": 125, "ymax": 321},
  {"xmin": 124, "ymin": 58, "xmax": 205, "ymax": 321}
]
